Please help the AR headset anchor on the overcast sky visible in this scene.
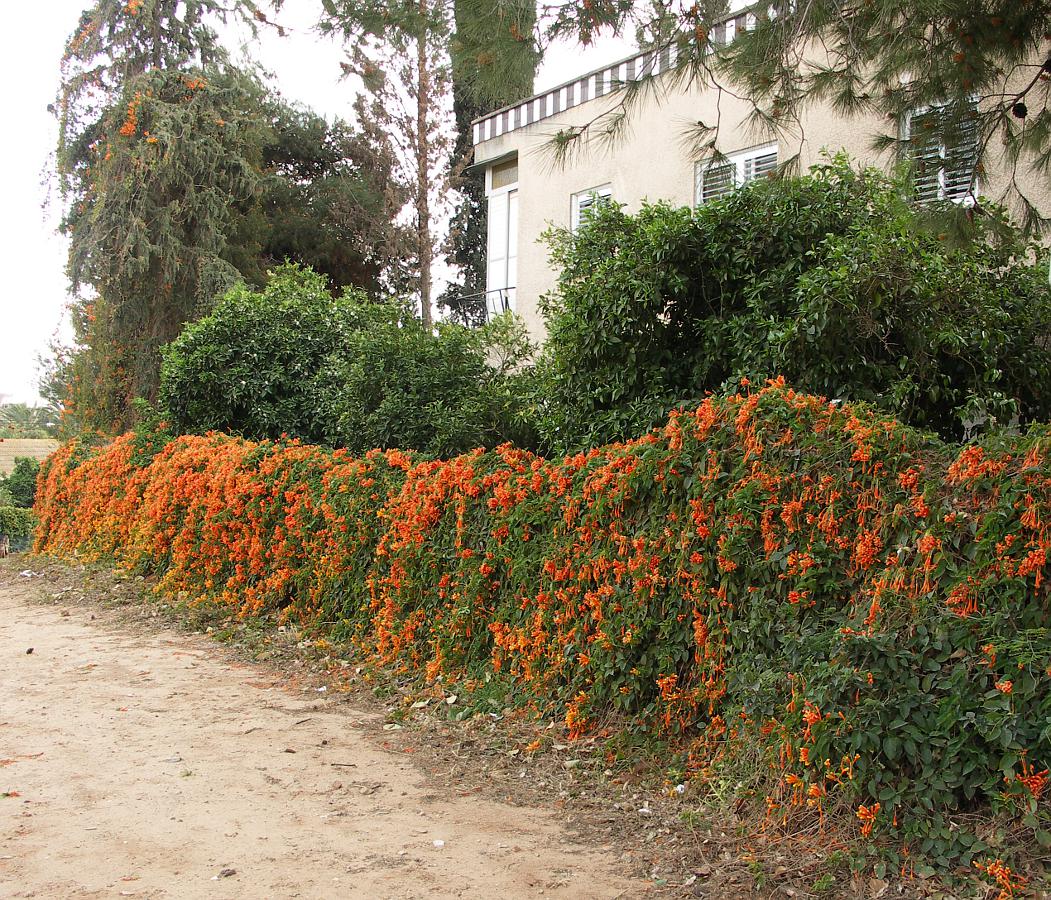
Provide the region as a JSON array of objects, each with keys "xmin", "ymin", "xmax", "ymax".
[{"xmin": 0, "ymin": 2, "xmax": 632, "ymax": 407}]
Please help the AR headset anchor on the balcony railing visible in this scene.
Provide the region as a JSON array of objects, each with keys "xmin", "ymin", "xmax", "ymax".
[{"xmin": 443, "ymin": 287, "xmax": 514, "ymax": 327}]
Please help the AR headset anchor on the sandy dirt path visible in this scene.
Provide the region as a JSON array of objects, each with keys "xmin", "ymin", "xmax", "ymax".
[{"xmin": 0, "ymin": 570, "xmax": 645, "ymax": 900}]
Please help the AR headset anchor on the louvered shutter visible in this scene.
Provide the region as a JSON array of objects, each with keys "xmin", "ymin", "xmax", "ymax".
[
  {"xmin": 943, "ymin": 114, "xmax": 979, "ymax": 201},
  {"xmin": 572, "ymin": 186, "xmax": 612, "ymax": 230},
  {"xmin": 910, "ymin": 109, "xmax": 943, "ymax": 202},
  {"xmin": 700, "ymin": 161, "xmax": 736, "ymax": 202},
  {"xmin": 910, "ymin": 103, "xmax": 978, "ymax": 203},
  {"xmin": 742, "ymin": 149, "xmax": 777, "ymax": 183}
]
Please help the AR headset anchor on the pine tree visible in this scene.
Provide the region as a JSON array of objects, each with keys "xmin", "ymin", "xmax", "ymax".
[
  {"xmin": 315, "ymin": 0, "xmax": 453, "ymax": 330},
  {"xmin": 239, "ymin": 95, "xmax": 413, "ymax": 296},
  {"xmin": 56, "ymin": 2, "xmax": 262, "ymax": 430},
  {"xmin": 58, "ymin": 65, "xmax": 269, "ymax": 430}
]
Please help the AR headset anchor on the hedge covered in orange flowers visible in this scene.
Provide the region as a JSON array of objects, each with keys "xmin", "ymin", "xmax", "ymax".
[{"xmin": 35, "ymin": 380, "xmax": 1049, "ymax": 882}]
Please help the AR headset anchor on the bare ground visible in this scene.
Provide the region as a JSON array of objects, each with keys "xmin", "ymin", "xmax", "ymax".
[{"xmin": 0, "ymin": 561, "xmax": 650, "ymax": 900}]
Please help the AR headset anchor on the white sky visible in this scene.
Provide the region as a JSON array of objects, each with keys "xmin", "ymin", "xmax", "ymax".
[{"xmin": 0, "ymin": 2, "xmax": 633, "ymax": 406}]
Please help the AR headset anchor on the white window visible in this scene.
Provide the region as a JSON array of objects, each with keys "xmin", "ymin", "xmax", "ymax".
[
  {"xmin": 486, "ymin": 158, "xmax": 519, "ymax": 315},
  {"xmin": 905, "ymin": 101, "xmax": 979, "ymax": 204},
  {"xmin": 571, "ymin": 183, "xmax": 613, "ymax": 231},
  {"xmin": 695, "ymin": 143, "xmax": 778, "ymax": 204}
]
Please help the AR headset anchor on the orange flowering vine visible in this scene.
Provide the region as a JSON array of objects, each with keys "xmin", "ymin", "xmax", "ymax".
[{"xmin": 32, "ymin": 379, "xmax": 1051, "ymax": 884}]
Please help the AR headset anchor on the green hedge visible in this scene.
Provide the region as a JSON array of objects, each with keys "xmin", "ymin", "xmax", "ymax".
[{"xmin": 538, "ymin": 156, "xmax": 1051, "ymax": 450}]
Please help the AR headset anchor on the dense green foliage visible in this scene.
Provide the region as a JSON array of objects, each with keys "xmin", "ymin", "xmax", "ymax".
[
  {"xmin": 537, "ymin": 159, "xmax": 1051, "ymax": 452},
  {"xmin": 1, "ymin": 458, "xmax": 42, "ymax": 510},
  {"xmin": 160, "ymin": 265, "xmax": 537, "ymax": 456},
  {"xmin": 311, "ymin": 310, "xmax": 537, "ymax": 455},
  {"xmin": 0, "ymin": 506, "xmax": 35, "ymax": 548},
  {"xmin": 159, "ymin": 266, "xmax": 368, "ymax": 442},
  {"xmin": 244, "ymin": 97, "xmax": 410, "ymax": 295},
  {"xmin": 35, "ymin": 383, "xmax": 1051, "ymax": 885},
  {"xmin": 53, "ymin": 2, "xmax": 407, "ymax": 435}
]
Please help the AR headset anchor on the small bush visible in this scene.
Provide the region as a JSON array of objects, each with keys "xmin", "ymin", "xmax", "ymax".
[
  {"xmin": 0, "ymin": 506, "xmax": 35, "ymax": 548},
  {"xmin": 538, "ymin": 156, "xmax": 1051, "ymax": 451},
  {"xmin": 159, "ymin": 264, "xmax": 372, "ymax": 442},
  {"xmin": 1, "ymin": 457, "xmax": 41, "ymax": 509},
  {"xmin": 160, "ymin": 264, "xmax": 537, "ymax": 456}
]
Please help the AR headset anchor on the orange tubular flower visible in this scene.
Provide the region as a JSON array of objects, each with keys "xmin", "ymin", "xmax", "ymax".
[
  {"xmin": 974, "ymin": 858, "xmax": 1027, "ymax": 899},
  {"xmin": 856, "ymin": 802, "xmax": 880, "ymax": 837}
]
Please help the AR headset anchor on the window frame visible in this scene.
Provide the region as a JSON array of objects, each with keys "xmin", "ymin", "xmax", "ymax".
[
  {"xmin": 694, "ymin": 143, "xmax": 778, "ymax": 205},
  {"xmin": 485, "ymin": 158, "xmax": 519, "ymax": 315},
  {"xmin": 570, "ymin": 183, "xmax": 613, "ymax": 231}
]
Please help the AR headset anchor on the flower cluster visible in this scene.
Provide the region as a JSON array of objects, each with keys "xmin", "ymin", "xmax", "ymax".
[
  {"xmin": 974, "ymin": 858, "xmax": 1028, "ymax": 899},
  {"xmin": 118, "ymin": 92, "xmax": 143, "ymax": 137},
  {"xmin": 34, "ymin": 380, "xmax": 1050, "ymax": 870}
]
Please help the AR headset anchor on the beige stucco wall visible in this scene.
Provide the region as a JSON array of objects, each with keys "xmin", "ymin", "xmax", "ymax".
[{"xmin": 475, "ymin": 72, "xmax": 1051, "ymax": 344}]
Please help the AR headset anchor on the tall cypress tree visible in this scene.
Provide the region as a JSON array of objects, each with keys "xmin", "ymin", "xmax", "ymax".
[
  {"xmin": 443, "ymin": 0, "xmax": 539, "ymax": 326},
  {"xmin": 55, "ymin": 1, "xmax": 262, "ymax": 430}
]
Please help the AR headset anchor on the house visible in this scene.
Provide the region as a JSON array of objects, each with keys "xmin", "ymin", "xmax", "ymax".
[{"xmin": 470, "ymin": 20, "xmax": 1051, "ymax": 342}]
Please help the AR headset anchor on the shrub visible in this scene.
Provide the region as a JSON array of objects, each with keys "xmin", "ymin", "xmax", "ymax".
[
  {"xmin": 34, "ymin": 380, "xmax": 1051, "ymax": 875},
  {"xmin": 538, "ymin": 156, "xmax": 1051, "ymax": 451},
  {"xmin": 313, "ymin": 309, "xmax": 537, "ymax": 456},
  {"xmin": 1, "ymin": 457, "xmax": 41, "ymax": 509},
  {"xmin": 159, "ymin": 264, "xmax": 372, "ymax": 441},
  {"xmin": 0, "ymin": 506, "xmax": 35, "ymax": 549},
  {"xmin": 160, "ymin": 264, "xmax": 537, "ymax": 456}
]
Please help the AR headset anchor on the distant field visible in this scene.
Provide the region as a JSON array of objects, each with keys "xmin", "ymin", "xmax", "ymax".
[{"xmin": 0, "ymin": 439, "xmax": 60, "ymax": 475}]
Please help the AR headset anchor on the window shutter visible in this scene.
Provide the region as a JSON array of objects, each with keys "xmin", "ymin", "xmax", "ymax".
[
  {"xmin": 943, "ymin": 114, "xmax": 979, "ymax": 201},
  {"xmin": 571, "ymin": 185, "xmax": 612, "ymax": 230},
  {"xmin": 742, "ymin": 150, "xmax": 777, "ymax": 183},
  {"xmin": 700, "ymin": 161, "xmax": 736, "ymax": 202},
  {"xmin": 910, "ymin": 110, "xmax": 943, "ymax": 203},
  {"xmin": 909, "ymin": 103, "xmax": 978, "ymax": 203}
]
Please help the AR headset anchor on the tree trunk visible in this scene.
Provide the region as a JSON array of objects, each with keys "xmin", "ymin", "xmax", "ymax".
[
  {"xmin": 416, "ymin": 0, "xmax": 433, "ymax": 330},
  {"xmin": 151, "ymin": 2, "xmax": 163, "ymax": 69}
]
